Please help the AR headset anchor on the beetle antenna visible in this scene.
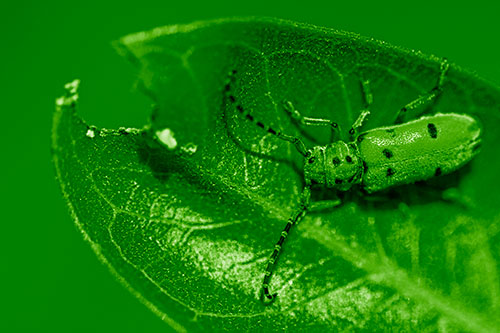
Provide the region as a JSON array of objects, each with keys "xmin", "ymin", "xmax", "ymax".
[
  {"xmin": 224, "ymin": 70, "xmax": 310, "ymax": 158},
  {"xmin": 260, "ymin": 186, "xmax": 311, "ymax": 305}
]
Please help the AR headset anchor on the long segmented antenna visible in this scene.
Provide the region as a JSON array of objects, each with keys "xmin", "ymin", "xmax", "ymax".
[
  {"xmin": 224, "ymin": 70, "xmax": 310, "ymax": 158},
  {"xmin": 223, "ymin": 70, "xmax": 315, "ymax": 305},
  {"xmin": 260, "ymin": 186, "xmax": 311, "ymax": 304}
]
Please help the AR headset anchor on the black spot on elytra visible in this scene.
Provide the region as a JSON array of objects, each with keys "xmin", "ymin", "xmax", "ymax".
[
  {"xmin": 256, "ymin": 122, "xmax": 265, "ymax": 129},
  {"xmin": 332, "ymin": 157, "xmax": 340, "ymax": 166},
  {"xmin": 245, "ymin": 113, "xmax": 253, "ymax": 121},
  {"xmin": 236, "ymin": 105, "xmax": 244, "ymax": 112},
  {"xmin": 229, "ymin": 95, "xmax": 236, "ymax": 103},
  {"xmin": 267, "ymin": 128, "xmax": 276, "ymax": 135},
  {"xmin": 386, "ymin": 168, "xmax": 395, "ymax": 177},
  {"xmin": 435, "ymin": 167, "xmax": 442, "ymax": 176},
  {"xmin": 335, "ymin": 178, "xmax": 343, "ymax": 185},
  {"xmin": 427, "ymin": 123, "xmax": 438, "ymax": 138},
  {"xmin": 386, "ymin": 129, "xmax": 396, "ymax": 138},
  {"xmin": 382, "ymin": 149, "xmax": 393, "ymax": 159},
  {"xmin": 345, "ymin": 156, "xmax": 353, "ymax": 163}
]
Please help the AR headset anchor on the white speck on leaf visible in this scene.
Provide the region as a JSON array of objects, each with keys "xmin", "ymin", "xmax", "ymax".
[
  {"xmin": 181, "ymin": 143, "xmax": 198, "ymax": 155},
  {"xmin": 86, "ymin": 129, "xmax": 95, "ymax": 138},
  {"xmin": 155, "ymin": 128, "xmax": 177, "ymax": 149}
]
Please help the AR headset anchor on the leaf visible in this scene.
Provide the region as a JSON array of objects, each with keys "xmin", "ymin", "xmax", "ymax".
[{"xmin": 53, "ymin": 18, "xmax": 500, "ymax": 332}]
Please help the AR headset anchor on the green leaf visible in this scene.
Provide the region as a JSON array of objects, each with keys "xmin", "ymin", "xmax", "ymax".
[{"xmin": 53, "ymin": 18, "xmax": 500, "ymax": 332}]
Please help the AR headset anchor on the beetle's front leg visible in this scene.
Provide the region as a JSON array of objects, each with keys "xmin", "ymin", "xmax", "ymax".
[
  {"xmin": 309, "ymin": 198, "xmax": 342, "ymax": 211},
  {"xmin": 349, "ymin": 77, "xmax": 372, "ymax": 139},
  {"xmin": 282, "ymin": 100, "xmax": 340, "ymax": 141}
]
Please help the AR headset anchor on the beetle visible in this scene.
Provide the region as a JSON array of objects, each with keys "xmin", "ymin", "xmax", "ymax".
[{"xmin": 222, "ymin": 59, "xmax": 482, "ymax": 305}]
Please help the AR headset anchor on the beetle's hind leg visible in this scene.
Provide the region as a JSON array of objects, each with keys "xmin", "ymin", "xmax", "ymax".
[{"xmin": 394, "ymin": 58, "xmax": 450, "ymax": 123}]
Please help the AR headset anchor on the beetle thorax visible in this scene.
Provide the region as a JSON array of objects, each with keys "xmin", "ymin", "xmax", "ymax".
[{"xmin": 304, "ymin": 142, "xmax": 363, "ymax": 191}]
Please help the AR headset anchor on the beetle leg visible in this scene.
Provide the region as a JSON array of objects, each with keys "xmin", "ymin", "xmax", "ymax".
[
  {"xmin": 349, "ymin": 77, "xmax": 372, "ymax": 138},
  {"xmin": 395, "ymin": 58, "xmax": 450, "ymax": 123},
  {"xmin": 308, "ymin": 198, "xmax": 342, "ymax": 211},
  {"xmin": 282, "ymin": 100, "xmax": 340, "ymax": 142}
]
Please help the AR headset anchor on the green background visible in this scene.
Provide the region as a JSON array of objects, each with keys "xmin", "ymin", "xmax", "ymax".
[{"xmin": 3, "ymin": 1, "xmax": 499, "ymax": 332}]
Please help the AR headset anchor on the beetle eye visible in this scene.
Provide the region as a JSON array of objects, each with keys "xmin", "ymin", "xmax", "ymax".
[
  {"xmin": 308, "ymin": 157, "xmax": 316, "ymax": 164},
  {"xmin": 345, "ymin": 156, "xmax": 353, "ymax": 163}
]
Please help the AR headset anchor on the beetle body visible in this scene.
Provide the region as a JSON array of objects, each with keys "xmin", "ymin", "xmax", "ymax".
[
  {"xmin": 304, "ymin": 113, "xmax": 481, "ymax": 193},
  {"xmin": 223, "ymin": 61, "xmax": 483, "ymax": 305}
]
